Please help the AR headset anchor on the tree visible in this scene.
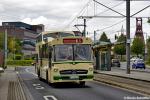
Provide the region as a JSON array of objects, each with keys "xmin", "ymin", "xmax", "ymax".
[
  {"xmin": 8, "ymin": 37, "xmax": 22, "ymax": 54},
  {"xmin": 113, "ymin": 34, "xmax": 126, "ymax": 60},
  {"xmin": 146, "ymin": 36, "xmax": 150, "ymax": 61},
  {"xmin": 15, "ymin": 38, "xmax": 22, "ymax": 54},
  {"xmin": 131, "ymin": 37, "xmax": 144, "ymax": 56},
  {"xmin": 147, "ymin": 18, "xmax": 150, "ymax": 23},
  {"xmin": 99, "ymin": 32, "xmax": 110, "ymax": 42}
]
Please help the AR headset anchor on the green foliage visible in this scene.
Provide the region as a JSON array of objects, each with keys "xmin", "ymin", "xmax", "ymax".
[
  {"xmin": 147, "ymin": 18, "xmax": 150, "ymax": 23},
  {"xmin": 8, "ymin": 37, "xmax": 22, "ymax": 54},
  {"xmin": 7, "ymin": 60, "xmax": 33, "ymax": 66},
  {"xmin": 131, "ymin": 37, "xmax": 144, "ymax": 56},
  {"xmin": 99, "ymin": 32, "xmax": 110, "ymax": 42},
  {"xmin": 15, "ymin": 54, "xmax": 22, "ymax": 60},
  {"xmin": 146, "ymin": 36, "xmax": 150, "ymax": 62},
  {"xmin": 113, "ymin": 34, "xmax": 126, "ymax": 59},
  {"xmin": 114, "ymin": 45, "xmax": 126, "ymax": 55}
]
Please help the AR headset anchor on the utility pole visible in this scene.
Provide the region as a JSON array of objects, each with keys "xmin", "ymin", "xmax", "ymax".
[
  {"xmin": 83, "ymin": 19, "xmax": 86, "ymax": 37},
  {"xmin": 126, "ymin": 0, "xmax": 130, "ymax": 74},
  {"xmin": 4, "ymin": 28, "xmax": 7, "ymax": 68},
  {"xmin": 77, "ymin": 16, "xmax": 92, "ymax": 37},
  {"xmin": 94, "ymin": 31, "xmax": 96, "ymax": 43}
]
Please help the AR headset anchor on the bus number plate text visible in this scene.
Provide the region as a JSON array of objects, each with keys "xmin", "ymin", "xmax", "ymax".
[{"xmin": 70, "ymin": 75, "xmax": 79, "ymax": 79}]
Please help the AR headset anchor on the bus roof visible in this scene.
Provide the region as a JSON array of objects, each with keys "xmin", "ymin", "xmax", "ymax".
[
  {"xmin": 42, "ymin": 31, "xmax": 74, "ymax": 38},
  {"xmin": 36, "ymin": 31, "xmax": 75, "ymax": 44}
]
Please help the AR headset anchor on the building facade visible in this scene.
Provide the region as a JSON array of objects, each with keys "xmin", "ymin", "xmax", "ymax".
[{"xmin": 0, "ymin": 22, "xmax": 44, "ymax": 56}]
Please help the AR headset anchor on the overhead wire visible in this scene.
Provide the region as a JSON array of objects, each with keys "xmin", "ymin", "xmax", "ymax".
[
  {"xmin": 95, "ymin": 1, "xmax": 125, "ymax": 16},
  {"xmin": 88, "ymin": 0, "xmax": 149, "ymax": 35},
  {"xmin": 93, "ymin": 0, "xmax": 125, "ymax": 17},
  {"xmin": 63, "ymin": 0, "xmax": 92, "ymax": 30},
  {"xmin": 86, "ymin": 0, "xmax": 125, "ymax": 23},
  {"xmin": 64, "ymin": 0, "xmax": 125, "ymax": 31}
]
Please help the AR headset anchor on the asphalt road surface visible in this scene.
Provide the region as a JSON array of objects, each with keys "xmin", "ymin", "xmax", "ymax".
[{"xmin": 17, "ymin": 67, "xmax": 144, "ymax": 100}]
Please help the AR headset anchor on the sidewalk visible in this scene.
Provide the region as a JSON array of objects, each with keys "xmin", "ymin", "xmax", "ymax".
[
  {"xmin": 95, "ymin": 67, "xmax": 150, "ymax": 82},
  {"xmin": 0, "ymin": 67, "xmax": 26, "ymax": 100},
  {"xmin": 146, "ymin": 64, "xmax": 150, "ymax": 68}
]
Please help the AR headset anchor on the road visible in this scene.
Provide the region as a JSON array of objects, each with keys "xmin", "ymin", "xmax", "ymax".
[{"xmin": 17, "ymin": 67, "xmax": 143, "ymax": 100}]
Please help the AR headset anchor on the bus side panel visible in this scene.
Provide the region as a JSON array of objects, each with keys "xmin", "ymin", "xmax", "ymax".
[{"xmin": 40, "ymin": 58, "xmax": 49, "ymax": 80}]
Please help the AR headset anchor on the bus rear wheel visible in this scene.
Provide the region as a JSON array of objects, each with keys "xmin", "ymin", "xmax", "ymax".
[{"xmin": 79, "ymin": 81, "xmax": 85, "ymax": 87}]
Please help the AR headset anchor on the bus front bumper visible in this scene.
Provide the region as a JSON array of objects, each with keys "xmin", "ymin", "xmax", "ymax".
[{"xmin": 53, "ymin": 75, "xmax": 93, "ymax": 81}]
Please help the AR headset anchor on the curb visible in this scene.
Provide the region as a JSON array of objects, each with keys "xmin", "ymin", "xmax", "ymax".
[
  {"xmin": 117, "ymin": 68, "xmax": 150, "ymax": 74},
  {"xmin": 16, "ymin": 68, "xmax": 34, "ymax": 100},
  {"xmin": 7, "ymin": 67, "xmax": 26, "ymax": 100},
  {"xmin": 93, "ymin": 78, "xmax": 150, "ymax": 96},
  {"xmin": 94, "ymin": 71, "xmax": 150, "ymax": 83}
]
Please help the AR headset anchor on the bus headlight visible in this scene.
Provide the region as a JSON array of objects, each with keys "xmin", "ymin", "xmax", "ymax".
[
  {"xmin": 54, "ymin": 68, "xmax": 58, "ymax": 72},
  {"xmin": 89, "ymin": 68, "xmax": 93, "ymax": 71}
]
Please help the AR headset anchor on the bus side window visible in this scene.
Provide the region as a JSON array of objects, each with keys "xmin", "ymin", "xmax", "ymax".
[
  {"xmin": 49, "ymin": 46, "xmax": 53, "ymax": 68},
  {"xmin": 39, "ymin": 46, "xmax": 43, "ymax": 66},
  {"xmin": 35, "ymin": 54, "xmax": 38, "ymax": 63}
]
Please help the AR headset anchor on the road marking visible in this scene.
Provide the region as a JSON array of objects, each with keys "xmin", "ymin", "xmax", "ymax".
[
  {"xmin": 16, "ymin": 71, "xmax": 19, "ymax": 74},
  {"xmin": 25, "ymin": 68, "xmax": 38, "ymax": 77},
  {"xmin": 43, "ymin": 95, "xmax": 58, "ymax": 100},
  {"xmin": 32, "ymin": 84, "xmax": 45, "ymax": 89},
  {"xmin": 32, "ymin": 84, "xmax": 41, "ymax": 86},
  {"xmin": 35, "ymin": 86, "xmax": 44, "ymax": 89}
]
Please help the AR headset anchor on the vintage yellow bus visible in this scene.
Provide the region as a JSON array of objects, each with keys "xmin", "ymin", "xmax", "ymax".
[{"xmin": 35, "ymin": 31, "xmax": 93, "ymax": 86}]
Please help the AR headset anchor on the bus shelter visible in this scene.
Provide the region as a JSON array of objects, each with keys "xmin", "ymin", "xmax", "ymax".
[{"xmin": 92, "ymin": 41, "xmax": 111, "ymax": 71}]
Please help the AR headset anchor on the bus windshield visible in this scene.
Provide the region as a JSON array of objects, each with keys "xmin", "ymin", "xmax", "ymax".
[{"xmin": 54, "ymin": 44, "xmax": 92, "ymax": 61}]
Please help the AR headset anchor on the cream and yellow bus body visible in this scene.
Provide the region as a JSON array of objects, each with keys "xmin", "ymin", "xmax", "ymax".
[
  {"xmin": 36, "ymin": 32, "xmax": 93, "ymax": 85},
  {"xmin": 48, "ymin": 37, "xmax": 93, "ymax": 83}
]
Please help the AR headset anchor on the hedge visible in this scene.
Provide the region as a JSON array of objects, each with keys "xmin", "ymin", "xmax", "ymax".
[{"xmin": 7, "ymin": 60, "xmax": 34, "ymax": 66}]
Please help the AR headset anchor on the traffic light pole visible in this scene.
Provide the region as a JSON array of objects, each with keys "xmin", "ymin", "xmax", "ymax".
[
  {"xmin": 83, "ymin": 19, "xmax": 86, "ymax": 37},
  {"xmin": 126, "ymin": 0, "xmax": 130, "ymax": 74}
]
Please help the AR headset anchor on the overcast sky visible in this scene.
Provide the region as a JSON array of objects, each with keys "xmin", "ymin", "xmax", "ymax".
[{"xmin": 0, "ymin": 0, "xmax": 150, "ymax": 42}]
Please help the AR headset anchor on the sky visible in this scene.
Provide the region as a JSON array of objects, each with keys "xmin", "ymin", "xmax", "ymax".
[{"xmin": 0, "ymin": 0, "xmax": 150, "ymax": 42}]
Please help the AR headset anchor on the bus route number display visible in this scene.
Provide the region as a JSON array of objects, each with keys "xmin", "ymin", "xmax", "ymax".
[{"xmin": 63, "ymin": 38, "xmax": 83, "ymax": 43}]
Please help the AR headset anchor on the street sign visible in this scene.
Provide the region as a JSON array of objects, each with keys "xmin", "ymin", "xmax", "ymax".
[{"xmin": 127, "ymin": 39, "xmax": 131, "ymax": 43}]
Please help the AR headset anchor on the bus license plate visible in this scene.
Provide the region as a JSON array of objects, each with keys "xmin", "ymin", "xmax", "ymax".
[{"xmin": 70, "ymin": 75, "xmax": 79, "ymax": 79}]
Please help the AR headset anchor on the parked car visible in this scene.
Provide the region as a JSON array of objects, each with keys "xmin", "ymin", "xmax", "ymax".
[
  {"xmin": 132, "ymin": 59, "xmax": 145, "ymax": 69},
  {"xmin": 130, "ymin": 57, "xmax": 140, "ymax": 62},
  {"xmin": 111, "ymin": 59, "xmax": 120, "ymax": 67}
]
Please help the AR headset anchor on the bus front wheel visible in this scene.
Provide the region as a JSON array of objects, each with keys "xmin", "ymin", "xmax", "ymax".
[
  {"xmin": 46, "ymin": 70, "xmax": 50, "ymax": 84},
  {"xmin": 79, "ymin": 81, "xmax": 85, "ymax": 87},
  {"xmin": 38, "ymin": 69, "xmax": 42, "ymax": 80}
]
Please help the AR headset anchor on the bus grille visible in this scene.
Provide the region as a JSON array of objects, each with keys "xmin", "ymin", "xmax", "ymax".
[{"xmin": 60, "ymin": 70, "xmax": 88, "ymax": 74}]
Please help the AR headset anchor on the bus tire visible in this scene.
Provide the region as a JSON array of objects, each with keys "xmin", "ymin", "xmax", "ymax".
[
  {"xmin": 46, "ymin": 70, "xmax": 49, "ymax": 84},
  {"xmin": 38, "ymin": 69, "xmax": 42, "ymax": 80},
  {"xmin": 79, "ymin": 81, "xmax": 85, "ymax": 87}
]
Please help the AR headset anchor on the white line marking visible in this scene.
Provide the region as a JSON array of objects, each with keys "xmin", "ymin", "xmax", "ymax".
[
  {"xmin": 25, "ymin": 68, "xmax": 38, "ymax": 76},
  {"xmin": 32, "ymin": 84, "xmax": 41, "ymax": 86},
  {"xmin": 32, "ymin": 84, "xmax": 44, "ymax": 89},
  {"xmin": 35, "ymin": 86, "xmax": 44, "ymax": 89},
  {"xmin": 43, "ymin": 95, "xmax": 58, "ymax": 100}
]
